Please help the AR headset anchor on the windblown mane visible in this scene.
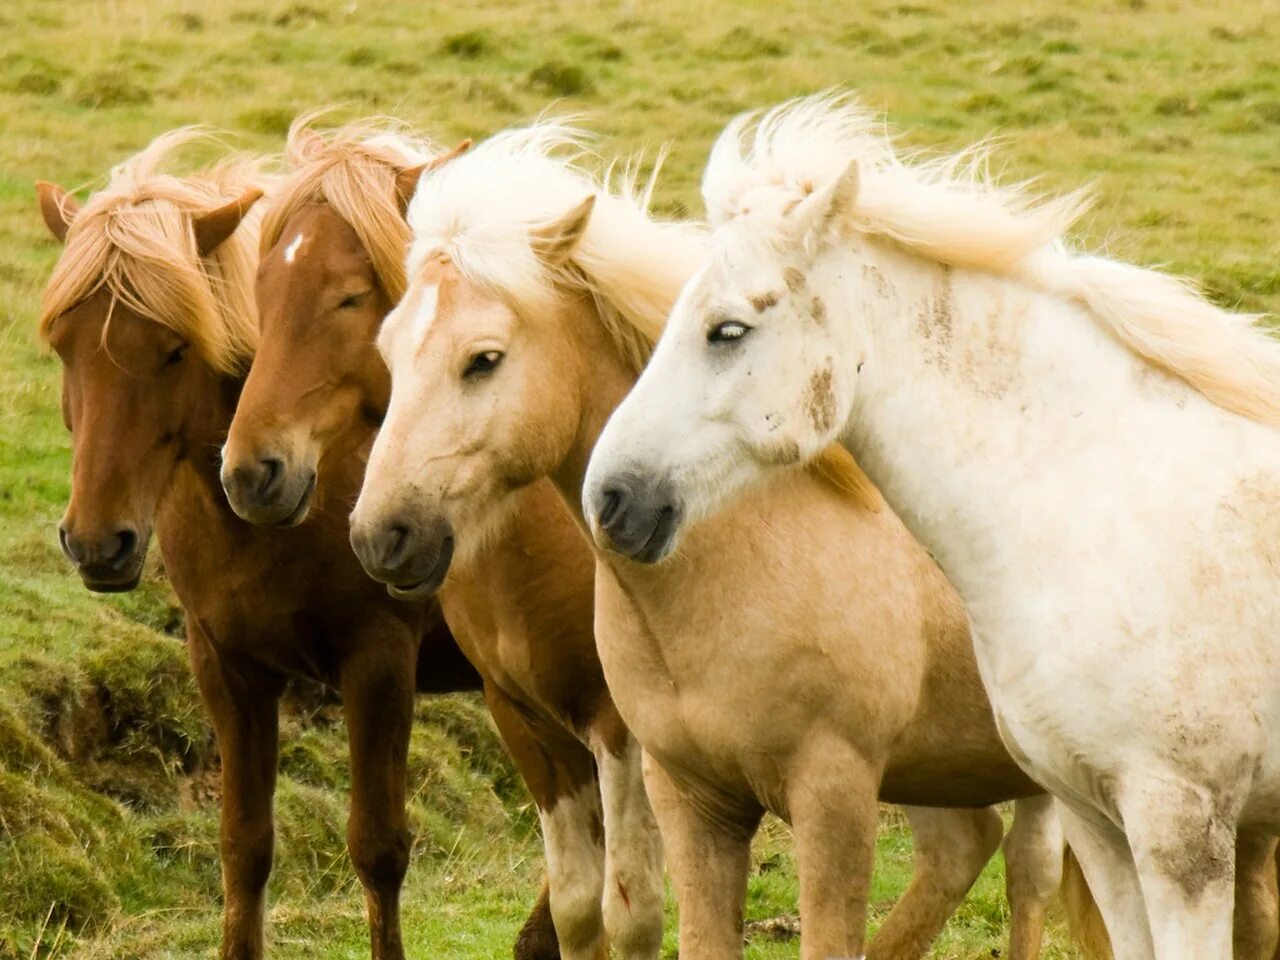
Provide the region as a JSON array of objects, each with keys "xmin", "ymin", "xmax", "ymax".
[
  {"xmin": 707, "ymin": 92, "xmax": 1280, "ymax": 427},
  {"xmin": 405, "ymin": 121, "xmax": 706, "ymax": 374},
  {"xmin": 39, "ymin": 128, "xmax": 267, "ymax": 375},
  {"xmin": 406, "ymin": 119, "xmax": 879, "ymax": 509},
  {"xmin": 262, "ymin": 113, "xmax": 438, "ymax": 303}
]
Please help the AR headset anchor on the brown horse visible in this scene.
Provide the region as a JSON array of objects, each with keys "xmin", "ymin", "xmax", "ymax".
[
  {"xmin": 349, "ymin": 122, "xmax": 1080, "ymax": 960},
  {"xmin": 218, "ymin": 118, "xmax": 665, "ymax": 960},
  {"xmin": 34, "ymin": 131, "xmax": 556, "ymax": 960}
]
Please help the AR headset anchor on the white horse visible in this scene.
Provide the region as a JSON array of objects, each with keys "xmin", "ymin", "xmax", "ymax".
[{"xmin": 584, "ymin": 93, "xmax": 1280, "ymax": 959}]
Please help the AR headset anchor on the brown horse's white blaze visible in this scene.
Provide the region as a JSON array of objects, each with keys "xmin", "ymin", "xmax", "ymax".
[
  {"xmin": 353, "ymin": 120, "xmax": 1078, "ymax": 960},
  {"xmin": 223, "ymin": 118, "xmax": 657, "ymax": 959}
]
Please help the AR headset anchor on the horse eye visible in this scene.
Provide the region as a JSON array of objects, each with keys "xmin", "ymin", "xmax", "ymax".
[
  {"xmin": 707, "ymin": 320, "xmax": 751, "ymax": 344},
  {"xmin": 163, "ymin": 343, "xmax": 189, "ymax": 368},
  {"xmin": 464, "ymin": 350, "xmax": 504, "ymax": 379},
  {"xmin": 338, "ymin": 292, "xmax": 369, "ymax": 311}
]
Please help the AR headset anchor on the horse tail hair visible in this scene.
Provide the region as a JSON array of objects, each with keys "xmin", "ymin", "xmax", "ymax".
[{"xmin": 1061, "ymin": 846, "xmax": 1114, "ymax": 960}]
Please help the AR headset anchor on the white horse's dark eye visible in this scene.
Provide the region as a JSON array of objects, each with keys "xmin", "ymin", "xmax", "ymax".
[
  {"xmin": 708, "ymin": 320, "xmax": 751, "ymax": 344},
  {"xmin": 464, "ymin": 350, "xmax": 504, "ymax": 378}
]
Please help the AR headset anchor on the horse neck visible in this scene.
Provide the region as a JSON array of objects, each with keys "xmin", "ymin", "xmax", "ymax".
[
  {"xmin": 830, "ymin": 237, "xmax": 1185, "ymax": 595},
  {"xmin": 548, "ymin": 296, "xmax": 641, "ymax": 527}
]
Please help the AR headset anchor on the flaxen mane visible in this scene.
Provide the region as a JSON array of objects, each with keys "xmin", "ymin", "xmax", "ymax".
[
  {"xmin": 262, "ymin": 113, "xmax": 438, "ymax": 303},
  {"xmin": 707, "ymin": 92, "xmax": 1280, "ymax": 426},
  {"xmin": 406, "ymin": 120, "xmax": 879, "ymax": 508},
  {"xmin": 39, "ymin": 128, "xmax": 267, "ymax": 375}
]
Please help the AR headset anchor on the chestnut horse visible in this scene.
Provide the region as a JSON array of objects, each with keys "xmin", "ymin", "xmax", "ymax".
[
  {"xmin": 218, "ymin": 118, "xmax": 665, "ymax": 960},
  {"xmin": 34, "ymin": 131, "xmax": 556, "ymax": 960},
  {"xmin": 350, "ymin": 121, "xmax": 1079, "ymax": 960}
]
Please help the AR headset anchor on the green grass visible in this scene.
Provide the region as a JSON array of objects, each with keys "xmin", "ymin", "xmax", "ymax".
[{"xmin": 1, "ymin": 0, "xmax": 1277, "ymax": 956}]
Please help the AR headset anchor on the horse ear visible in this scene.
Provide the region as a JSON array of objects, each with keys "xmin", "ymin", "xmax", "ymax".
[
  {"xmin": 531, "ymin": 195, "xmax": 595, "ymax": 265},
  {"xmin": 395, "ymin": 139, "xmax": 473, "ymax": 217},
  {"xmin": 193, "ymin": 188, "xmax": 264, "ymax": 256},
  {"xmin": 793, "ymin": 159, "xmax": 860, "ymax": 245},
  {"xmin": 395, "ymin": 162, "xmax": 428, "ymax": 217},
  {"xmin": 36, "ymin": 181, "xmax": 80, "ymax": 243}
]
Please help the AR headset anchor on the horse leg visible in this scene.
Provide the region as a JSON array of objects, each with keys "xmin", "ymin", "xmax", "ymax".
[
  {"xmin": 788, "ymin": 741, "xmax": 881, "ymax": 960},
  {"xmin": 486, "ymin": 685, "xmax": 605, "ymax": 960},
  {"xmin": 1003, "ymin": 795, "xmax": 1065, "ymax": 960},
  {"xmin": 340, "ymin": 623, "xmax": 417, "ymax": 960},
  {"xmin": 1056, "ymin": 802, "xmax": 1154, "ymax": 960},
  {"xmin": 1119, "ymin": 779, "xmax": 1238, "ymax": 960},
  {"xmin": 642, "ymin": 751, "xmax": 761, "ymax": 960},
  {"xmin": 593, "ymin": 730, "xmax": 665, "ymax": 960},
  {"xmin": 1235, "ymin": 832, "xmax": 1279, "ymax": 960},
  {"xmin": 187, "ymin": 625, "xmax": 283, "ymax": 960},
  {"xmin": 867, "ymin": 805, "xmax": 1002, "ymax": 960},
  {"xmin": 514, "ymin": 880, "xmax": 560, "ymax": 960}
]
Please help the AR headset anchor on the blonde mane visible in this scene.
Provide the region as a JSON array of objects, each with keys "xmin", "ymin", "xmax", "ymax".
[
  {"xmin": 406, "ymin": 120, "xmax": 877, "ymax": 509},
  {"xmin": 405, "ymin": 120, "xmax": 706, "ymax": 375},
  {"xmin": 262, "ymin": 114, "xmax": 439, "ymax": 303},
  {"xmin": 707, "ymin": 92, "xmax": 1280, "ymax": 427},
  {"xmin": 39, "ymin": 128, "xmax": 268, "ymax": 375}
]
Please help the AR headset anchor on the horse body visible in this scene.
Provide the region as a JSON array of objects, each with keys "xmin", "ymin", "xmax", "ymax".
[
  {"xmin": 219, "ymin": 119, "xmax": 663, "ymax": 960},
  {"xmin": 35, "ymin": 134, "xmax": 554, "ymax": 960},
  {"xmin": 589, "ymin": 93, "xmax": 1280, "ymax": 958},
  {"xmin": 353, "ymin": 121, "xmax": 1076, "ymax": 960}
]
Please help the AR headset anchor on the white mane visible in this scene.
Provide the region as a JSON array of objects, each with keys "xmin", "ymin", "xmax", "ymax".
[
  {"xmin": 706, "ymin": 92, "xmax": 1280, "ymax": 427},
  {"xmin": 405, "ymin": 120, "xmax": 707, "ymax": 372}
]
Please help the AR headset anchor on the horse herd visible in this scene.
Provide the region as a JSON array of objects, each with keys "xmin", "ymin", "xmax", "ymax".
[{"xmin": 32, "ymin": 93, "xmax": 1280, "ymax": 960}]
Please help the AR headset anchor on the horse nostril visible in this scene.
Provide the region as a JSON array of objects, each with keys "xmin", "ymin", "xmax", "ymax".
[
  {"xmin": 381, "ymin": 524, "xmax": 411, "ymax": 570},
  {"xmin": 110, "ymin": 529, "xmax": 138, "ymax": 567},
  {"xmin": 58, "ymin": 524, "xmax": 77, "ymax": 563},
  {"xmin": 258, "ymin": 457, "xmax": 283, "ymax": 498},
  {"xmin": 598, "ymin": 485, "xmax": 629, "ymax": 530}
]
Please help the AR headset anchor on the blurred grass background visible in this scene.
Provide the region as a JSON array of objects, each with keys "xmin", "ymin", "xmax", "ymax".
[{"xmin": 0, "ymin": 0, "xmax": 1276, "ymax": 956}]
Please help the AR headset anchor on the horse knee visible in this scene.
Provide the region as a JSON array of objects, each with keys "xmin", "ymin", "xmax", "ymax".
[
  {"xmin": 602, "ymin": 868, "xmax": 664, "ymax": 959},
  {"xmin": 347, "ymin": 819, "xmax": 410, "ymax": 892},
  {"xmin": 222, "ymin": 819, "xmax": 275, "ymax": 895}
]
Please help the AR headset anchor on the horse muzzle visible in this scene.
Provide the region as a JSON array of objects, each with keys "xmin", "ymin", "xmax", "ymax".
[
  {"xmin": 349, "ymin": 512, "xmax": 455, "ymax": 600},
  {"xmin": 587, "ymin": 471, "xmax": 683, "ymax": 564},
  {"xmin": 221, "ymin": 450, "xmax": 317, "ymax": 527},
  {"xmin": 59, "ymin": 522, "xmax": 149, "ymax": 592}
]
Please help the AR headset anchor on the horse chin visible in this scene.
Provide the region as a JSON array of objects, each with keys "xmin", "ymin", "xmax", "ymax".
[
  {"xmin": 384, "ymin": 535, "xmax": 455, "ymax": 602},
  {"xmin": 79, "ymin": 566, "xmax": 144, "ymax": 593},
  {"xmin": 274, "ymin": 473, "xmax": 317, "ymax": 528}
]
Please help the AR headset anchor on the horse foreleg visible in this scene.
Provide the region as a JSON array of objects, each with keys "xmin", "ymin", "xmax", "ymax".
[
  {"xmin": 188, "ymin": 626, "xmax": 283, "ymax": 960},
  {"xmin": 868, "ymin": 805, "xmax": 1002, "ymax": 960},
  {"xmin": 341, "ymin": 624, "xmax": 417, "ymax": 960},
  {"xmin": 594, "ymin": 730, "xmax": 665, "ymax": 960},
  {"xmin": 1120, "ymin": 778, "xmax": 1238, "ymax": 960},
  {"xmin": 789, "ymin": 740, "xmax": 881, "ymax": 960},
  {"xmin": 486, "ymin": 684, "xmax": 605, "ymax": 960},
  {"xmin": 1056, "ymin": 802, "xmax": 1154, "ymax": 960},
  {"xmin": 642, "ymin": 751, "xmax": 761, "ymax": 960},
  {"xmin": 1235, "ymin": 832, "xmax": 1279, "ymax": 960},
  {"xmin": 1003, "ymin": 795, "xmax": 1065, "ymax": 960}
]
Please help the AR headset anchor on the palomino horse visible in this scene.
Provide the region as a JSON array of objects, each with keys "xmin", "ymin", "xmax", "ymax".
[
  {"xmin": 34, "ymin": 131, "xmax": 557, "ymax": 960},
  {"xmin": 218, "ymin": 117, "xmax": 665, "ymax": 960},
  {"xmin": 349, "ymin": 121, "xmax": 1078, "ymax": 960},
  {"xmin": 585, "ymin": 94, "xmax": 1280, "ymax": 959}
]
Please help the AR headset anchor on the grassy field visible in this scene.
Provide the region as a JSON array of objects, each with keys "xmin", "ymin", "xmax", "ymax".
[{"xmin": 1, "ymin": 0, "xmax": 1277, "ymax": 956}]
